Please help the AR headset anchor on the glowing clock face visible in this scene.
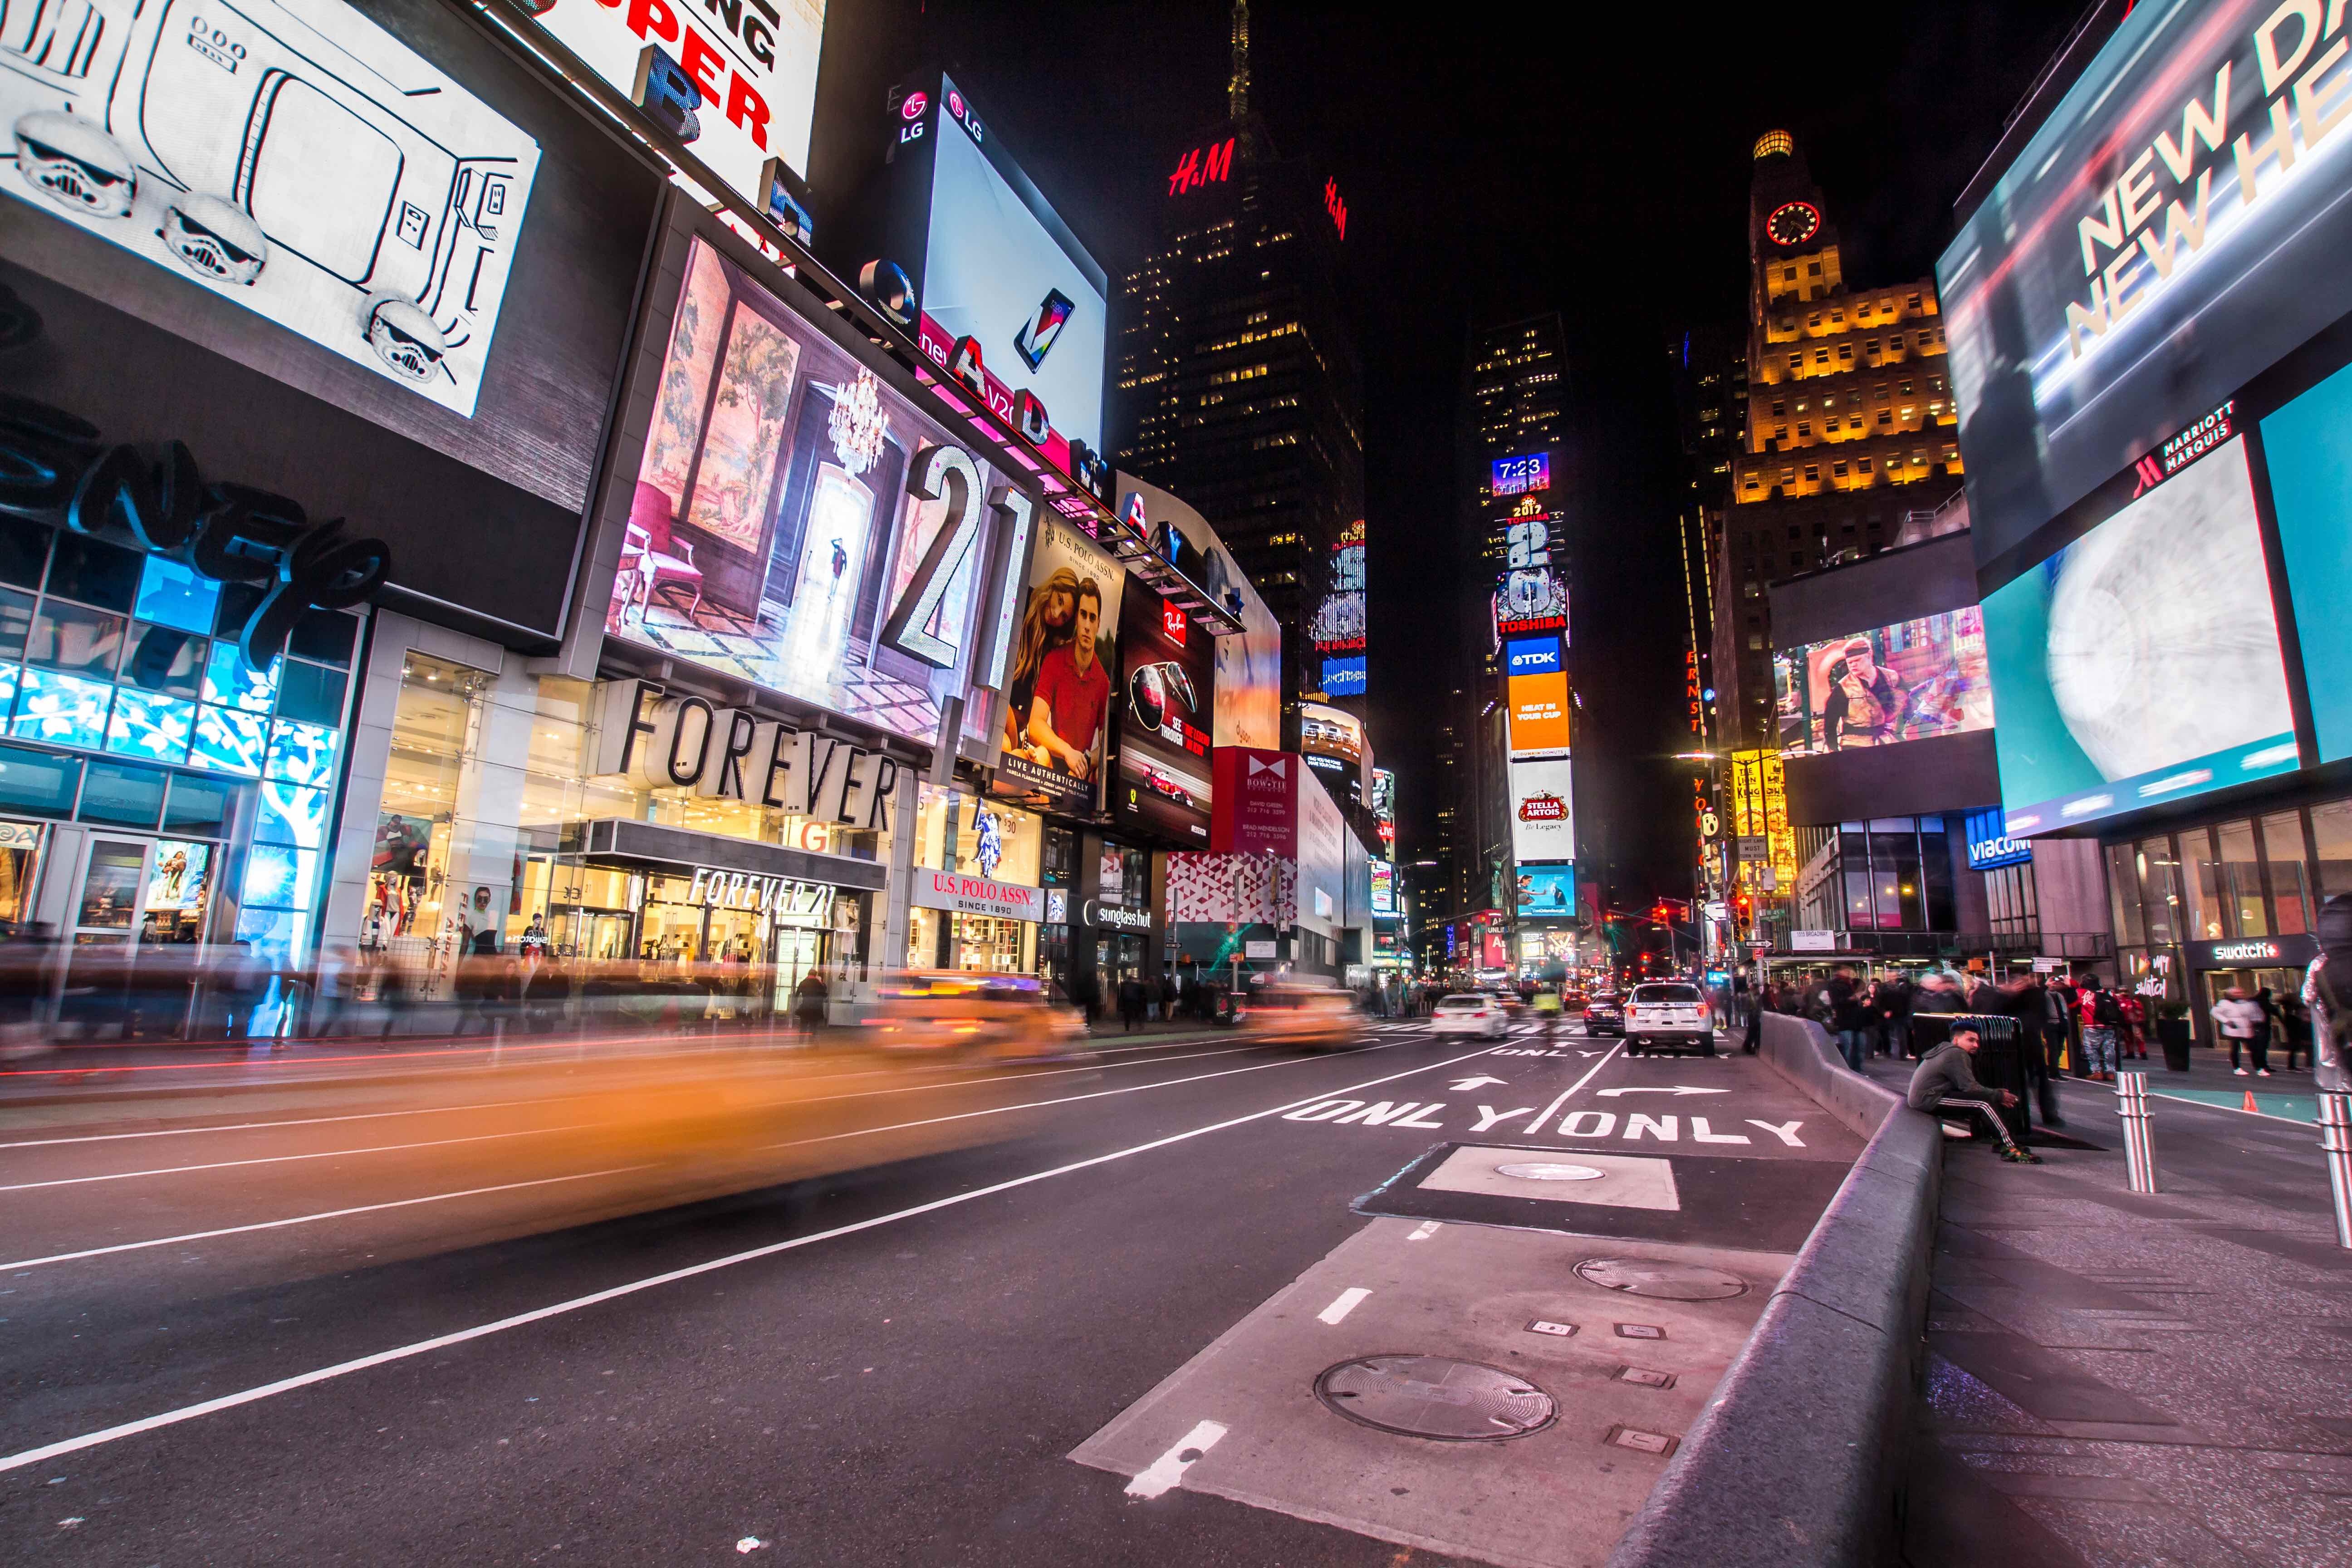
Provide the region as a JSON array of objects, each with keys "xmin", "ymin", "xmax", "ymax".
[{"xmin": 1767, "ymin": 201, "xmax": 1821, "ymax": 247}]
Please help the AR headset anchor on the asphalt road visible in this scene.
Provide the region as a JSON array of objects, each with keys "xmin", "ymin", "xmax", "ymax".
[{"xmin": 0, "ymin": 1019, "xmax": 1861, "ymax": 1566}]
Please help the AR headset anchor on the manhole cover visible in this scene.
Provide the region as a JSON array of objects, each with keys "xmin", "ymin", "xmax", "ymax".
[
  {"xmin": 1496, "ymin": 1161, "xmax": 1607, "ymax": 1181},
  {"xmin": 1575, "ymin": 1258, "xmax": 1749, "ymax": 1300},
  {"xmin": 1314, "ymin": 1355, "xmax": 1556, "ymax": 1441}
]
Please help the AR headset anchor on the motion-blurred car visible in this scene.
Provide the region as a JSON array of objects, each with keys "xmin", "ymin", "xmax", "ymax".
[
  {"xmin": 1582, "ymin": 992, "xmax": 1624, "ymax": 1036},
  {"xmin": 1624, "ymin": 982, "xmax": 1715, "ymax": 1057},
  {"xmin": 1240, "ymin": 979, "xmax": 1361, "ymax": 1050},
  {"xmin": 858, "ymin": 971, "xmax": 1085, "ymax": 1060},
  {"xmin": 1431, "ymin": 993, "xmax": 1509, "ymax": 1038}
]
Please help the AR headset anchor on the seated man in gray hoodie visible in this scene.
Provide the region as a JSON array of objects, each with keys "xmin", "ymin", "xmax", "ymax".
[{"xmin": 1908, "ymin": 1024, "xmax": 2041, "ymax": 1164}]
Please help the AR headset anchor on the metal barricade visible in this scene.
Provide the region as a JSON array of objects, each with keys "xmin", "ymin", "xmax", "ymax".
[
  {"xmin": 2320, "ymin": 1093, "xmax": 2352, "ymax": 1250},
  {"xmin": 2116, "ymin": 1071, "xmax": 2158, "ymax": 1193}
]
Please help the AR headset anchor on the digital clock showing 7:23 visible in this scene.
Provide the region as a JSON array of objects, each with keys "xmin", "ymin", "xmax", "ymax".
[{"xmin": 1490, "ymin": 453, "xmax": 1551, "ymax": 496}]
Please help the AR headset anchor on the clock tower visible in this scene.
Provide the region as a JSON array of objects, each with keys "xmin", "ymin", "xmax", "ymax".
[{"xmin": 1705, "ymin": 128, "xmax": 1960, "ymax": 750}]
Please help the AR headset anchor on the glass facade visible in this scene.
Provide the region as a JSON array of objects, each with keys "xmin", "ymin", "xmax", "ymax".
[
  {"xmin": 1794, "ymin": 816, "xmax": 1956, "ymax": 932},
  {"xmin": 0, "ymin": 518, "xmax": 355, "ymax": 963}
]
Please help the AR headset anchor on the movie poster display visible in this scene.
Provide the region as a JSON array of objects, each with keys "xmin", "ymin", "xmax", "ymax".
[
  {"xmin": 608, "ymin": 234, "xmax": 1025, "ymax": 743},
  {"xmin": 1772, "ymin": 609, "xmax": 1993, "ymax": 755},
  {"xmin": 1113, "ymin": 585, "xmax": 1214, "ymax": 842},
  {"xmin": 995, "ymin": 516, "xmax": 1123, "ymax": 812},
  {"xmin": 1980, "ymin": 434, "xmax": 2298, "ymax": 834}
]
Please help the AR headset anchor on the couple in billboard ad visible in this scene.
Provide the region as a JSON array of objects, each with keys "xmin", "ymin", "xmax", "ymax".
[{"xmin": 997, "ymin": 518, "xmax": 1123, "ymax": 811}]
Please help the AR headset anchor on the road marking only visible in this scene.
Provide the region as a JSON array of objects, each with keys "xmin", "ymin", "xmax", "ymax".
[
  {"xmin": 1317, "ymin": 1287, "xmax": 1371, "ymax": 1324},
  {"xmin": 0, "ymin": 1042, "xmax": 1505, "ymax": 1476},
  {"xmin": 1125, "ymin": 1420, "xmax": 1228, "ymax": 1499}
]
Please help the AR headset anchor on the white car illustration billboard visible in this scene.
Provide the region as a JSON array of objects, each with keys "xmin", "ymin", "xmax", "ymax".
[{"xmin": 2, "ymin": 0, "xmax": 539, "ymax": 416}]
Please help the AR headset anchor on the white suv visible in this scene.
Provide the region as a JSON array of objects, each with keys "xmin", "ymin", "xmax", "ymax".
[
  {"xmin": 1431, "ymin": 994, "xmax": 1509, "ymax": 1038},
  {"xmin": 1624, "ymin": 983, "xmax": 1715, "ymax": 1057}
]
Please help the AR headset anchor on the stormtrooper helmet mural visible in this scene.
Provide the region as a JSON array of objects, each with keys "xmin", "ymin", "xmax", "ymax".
[
  {"xmin": 13, "ymin": 112, "xmax": 137, "ymax": 219},
  {"xmin": 159, "ymin": 193, "xmax": 268, "ymax": 286},
  {"xmin": 363, "ymin": 297, "xmax": 448, "ymax": 382}
]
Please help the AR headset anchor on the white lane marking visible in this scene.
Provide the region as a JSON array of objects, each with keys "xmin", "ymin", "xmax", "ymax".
[
  {"xmin": 0, "ymin": 1096, "xmax": 579, "ymax": 1151},
  {"xmin": 0, "ymin": 1168, "xmax": 650, "ymax": 1271},
  {"xmin": 1407, "ymin": 1220, "xmax": 1441, "ymax": 1241},
  {"xmin": 1124, "ymin": 1419, "xmax": 1227, "ymax": 1499},
  {"xmin": 0, "ymin": 1042, "xmax": 1264, "ymax": 1153},
  {"xmin": 1318, "ymin": 1287, "xmax": 1371, "ymax": 1324},
  {"xmin": 0, "ymin": 1044, "xmax": 1503, "ymax": 1475},
  {"xmin": 761, "ymin": 1044, "xmax": 1413, "ymax": 1154},
  {"xmin": 1527, "ymin": 1042, "xmax": 1623, "ymax": 1133},
  {"xmin": 1595, "ymin": 1086, "xmax": 1728, "ymax": 1098},
  {"xmin": 0, "ymin": 1125, "xmax": 604, "ymax": 1192}
]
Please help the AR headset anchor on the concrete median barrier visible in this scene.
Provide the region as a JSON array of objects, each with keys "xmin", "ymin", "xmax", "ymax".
[{"xmin": 1606, "ymin": 1013, "xmax": 1940, "ymax": 1568}]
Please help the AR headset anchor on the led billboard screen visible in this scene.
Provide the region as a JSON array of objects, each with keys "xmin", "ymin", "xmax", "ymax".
[
  {"xmin": 1319, "ymin": 656, "xmax": 1367, "ymax": 696},
  {"xmin": 1980, "ymin": 434, "xmax": 2298, "ymax": 835},
  {"xmin": 1371, "ymin": 858, "xmax": 1396, "ymax": 916},
  {"xmin": 1506, "ymin": 670, "xmax": 1571, "ymax": 756},
  {"xmin": 518, "ymin": 0, "xmax": 825, "ymax": 216},
  {"xmin": 610, "ymin": 236, "xmax": 1026, "ymax": 745},
  {"xmin": 0, "ymin": 0, "xmax": 539, "ymax": 419},
  {"xmin": 1113, "ymin": 586, "xmax": 1213, "ymax": 843},
  {"xmin": 996, "ymin": 515, "xmax": 1124, "ymax": 812},
  {"xmin": 1490, "ymin": 453, "xmax": 1551, "ymax": 496},
  {"xmin": 1773, "ymin": 609, "xmax": 1993, "ymax": 755},
  {"xmin": 1516, "ymin": 865, "xmax": 1576, "ymax": 920},
  {"xmin": 1939, "ymin": 0, "xmax": 2352, "ymax": 565},
  {"xmin": 1509, "ymin": 756, "xmax": 1574, "ymax": 865},
  {"xmin": 903, "ymin": 74, "xmax": 1107, "ymax": 480},
  {"xmin": 1310, "ymin": 520, "xmax": 1367, "ymax": 653},
  {"xmin": 1299, "ymin": 701, "xmax": 1365, "ymax": 775},
  {"xmin": 2261, "ymin": 359, "xmax": 2352, "ymax": 761}
]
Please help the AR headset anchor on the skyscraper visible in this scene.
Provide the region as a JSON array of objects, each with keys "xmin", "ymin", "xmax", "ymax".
[
  {"xmin": 1110, "ymin": 2, "xmax": 1365, "ymax": 725},
  {"xmin": 1713, "ymin": 131, "xmax": 1963, "ymax": 750}
]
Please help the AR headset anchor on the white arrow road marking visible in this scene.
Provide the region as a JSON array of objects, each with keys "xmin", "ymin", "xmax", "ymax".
[
  {"xmin": 1595, "ymin": 1086, "xmax": 1730, "ymax": 1098},
  {"xmin": 1450, "ymin": 1075, "xmax": 1509, "ymax": 1090},
  {"xmin": 1578, "ymin": 1050, "xmax": 1606, "ymax": 1058},
  {"xmin": 1126, "ymin": 1420, "xmax": 1228, "ymax": 1499},
  {"xmin": 1318, "ymin": 1287, "xmax": 1372, "ymax": 1324}
]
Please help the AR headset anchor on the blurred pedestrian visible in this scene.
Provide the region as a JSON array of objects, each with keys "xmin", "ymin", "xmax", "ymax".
[
  {"xmin": 2281, "ymin": 991, "xmax": 2312, "ymax": 1072},
  {"xmin": 1878, "ymin": 972, "xmax": 1914, "ymax": 1058},
  {"xmin": 2300, "ymin": 893, "xmax": 2352, "ymax": 1094},
  {"xmin": 2212, "ymin": 985, "xmax": 2269, "ymax": 1076},
  {"xmin": 2117, "ymin": 989, "xmax": 2148, "ymax": 1061},
  {"xmin": 1118, "ymin": 975, "xmax": 1146, "ymax": 1032},
  {"xmin": 1828, "ymin": 965, "xmax": 1869, "ymax": 1071},
  {"xmin": 2078, "ymin": 976, "xmax": 2119, "ymax": 1082},
  {"xmin": 793, "ymin": 968, "xmax": 829, "ymax": 1037}
]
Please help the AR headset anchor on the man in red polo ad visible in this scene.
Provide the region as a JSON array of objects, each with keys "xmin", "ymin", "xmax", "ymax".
[{"xmin": 1030, "ymin": 578, "xmax": 1111, "ymax": 779}]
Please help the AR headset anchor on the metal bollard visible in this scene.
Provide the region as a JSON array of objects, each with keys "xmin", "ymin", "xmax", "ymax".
[
  {"xmin": 2116, "ymin": 1071, "xmax": 2159, "ymax": 1194},
  {"xmin": 2320, "ymin": 1093, "xmax": 2352, "ymax": 1250}
]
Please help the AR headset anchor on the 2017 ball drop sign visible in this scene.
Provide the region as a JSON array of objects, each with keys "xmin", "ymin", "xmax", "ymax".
[{"xmin": 1, "ymin": 0, "xmax": 540, "ymax": 416}]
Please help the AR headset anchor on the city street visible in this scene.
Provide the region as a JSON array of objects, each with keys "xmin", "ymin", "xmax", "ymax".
[{"xmin": 0, "ymin": 1020, "xmax": 1858, "ymax": 1566}]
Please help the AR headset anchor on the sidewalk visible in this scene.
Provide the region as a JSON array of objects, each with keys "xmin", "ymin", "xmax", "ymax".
[{"xmin": 1861, "ymin": 1052, "xmax": 2352, "ymax": 1568}]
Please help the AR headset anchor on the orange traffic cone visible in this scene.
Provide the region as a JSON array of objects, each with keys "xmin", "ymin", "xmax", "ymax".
[{"xmin": 2243, "ymin": 1089, "xmax": 2261, "ymax": 1113}]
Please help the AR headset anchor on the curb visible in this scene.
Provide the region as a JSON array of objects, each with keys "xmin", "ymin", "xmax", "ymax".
[{"xmin": 1606, "ymin": 1013, "xmax": 1940, "ymax": 1568}]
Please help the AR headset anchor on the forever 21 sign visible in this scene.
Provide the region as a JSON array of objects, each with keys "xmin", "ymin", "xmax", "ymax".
[{"xmin": 595, "ymin": 678, "xmax": 899, "ymax": 832}]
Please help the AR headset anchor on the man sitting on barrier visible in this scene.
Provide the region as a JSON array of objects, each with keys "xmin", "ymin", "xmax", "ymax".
[{"xmin": 1908, "ymin": 1024, "xmax": 2042, "ymax": 1164}]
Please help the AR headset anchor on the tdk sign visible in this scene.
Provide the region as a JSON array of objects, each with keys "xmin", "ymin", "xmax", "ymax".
[{"xmin": 1505, "ymin": 637, "xmax": 1561, "ymax": 676}]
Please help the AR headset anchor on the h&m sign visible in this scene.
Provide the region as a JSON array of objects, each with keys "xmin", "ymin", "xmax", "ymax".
[{"xmin": 595, "ymin": 679, "xmax": 898, "ymax": 831}]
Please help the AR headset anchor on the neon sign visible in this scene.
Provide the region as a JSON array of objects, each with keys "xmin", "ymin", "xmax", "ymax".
[
  {"xmin": 1324, "ymin": 177, "xmax": 1348, "ymax": 239},
  {"xmin": 1169, "ymin": 137, "xmax": 1235, "ymax": 196}
]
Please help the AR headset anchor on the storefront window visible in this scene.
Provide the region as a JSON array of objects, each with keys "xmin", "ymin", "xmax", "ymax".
[
  {"xmin": 2135, "ymin": 838, "xmax": 2180, "ymax": 946},
  {"xmin": 2216, "ymin": 819, "xmax": 2265, "ymax": 938},
  {"xmin": 2315, "ymin": 800, "xmax": 2352, "ymax": 898},
  {"xmin": 2180, "ymin": 828, "xmax": 2223, "ymax": 940},
  {"xmin": 911, "ymin": 787, "xmax": 1041, "ymax": 885},
  {"xmin": 2261, "ymin": 811, "xmax": 2313, "ymax": 936},
  {"xmin": 1099, "ymin": 842, "xmax": 1149, "ymax": 910},
  {"xmin": 2106, "ymin": 844, "xmax": 2144, "ymax": 946}
]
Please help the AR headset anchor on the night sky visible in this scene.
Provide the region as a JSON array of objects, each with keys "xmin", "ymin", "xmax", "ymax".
[{"xmin": 895, "ymin": 0, "xmax": 2083, "ymax": 904}]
